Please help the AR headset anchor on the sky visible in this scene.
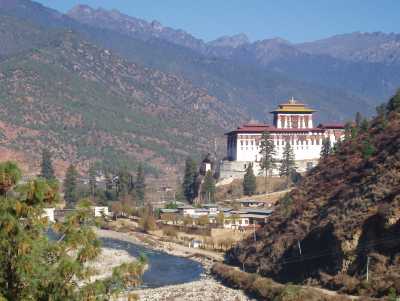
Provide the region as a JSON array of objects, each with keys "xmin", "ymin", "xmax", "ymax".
[{"xmin": 36, "ymin": 0, "xmax": 400, "ymax": 43}]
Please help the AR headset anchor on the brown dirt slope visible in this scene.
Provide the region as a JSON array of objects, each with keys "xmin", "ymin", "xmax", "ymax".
[{"xmin": 227, "ymin": 91, "xmax": 400, "ymax": 298}]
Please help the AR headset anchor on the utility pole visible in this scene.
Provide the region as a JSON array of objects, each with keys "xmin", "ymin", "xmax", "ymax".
[
  {"xmin": 366, "ymin": 256, "xmax": 370, "ymax": 282},
  {"xmin": 253, "ymin": 221, "xmax": 256, "ymax": 242},
  {"xmin": 297, "ymin": 240, "xmax": 302, "ymax": 255}
]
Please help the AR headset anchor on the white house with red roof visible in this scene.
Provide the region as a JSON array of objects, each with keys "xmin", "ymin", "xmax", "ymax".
[{"xmin": 220, "ymin": 98, "xmax": 345, "ymax": 179}]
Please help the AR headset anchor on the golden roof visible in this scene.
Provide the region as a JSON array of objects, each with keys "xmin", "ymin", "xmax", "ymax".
[{"xmin": 270, "ymin": 97, "xmax": 316, "ymax": 113}]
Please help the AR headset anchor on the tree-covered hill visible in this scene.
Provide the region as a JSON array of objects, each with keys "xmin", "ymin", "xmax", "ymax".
[
  {"xmin": 227, "ymin": 91, "xmax": 400, "ymax": 298},
  {"xmin": 0, "ymin": 31, "xmax": 246, "ymax": 176}
]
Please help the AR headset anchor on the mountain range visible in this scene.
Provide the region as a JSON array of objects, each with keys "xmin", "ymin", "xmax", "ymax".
[{"xmin": 0, "ymin": 0, "xmax": 399, "ymax": 177}]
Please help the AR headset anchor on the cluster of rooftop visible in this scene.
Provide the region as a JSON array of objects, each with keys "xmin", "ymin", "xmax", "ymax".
[{"xmin": 160, "ymin": 201, "xmax": 273, "ymax": 230}]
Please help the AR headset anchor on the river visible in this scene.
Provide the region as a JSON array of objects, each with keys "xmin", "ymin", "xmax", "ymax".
[{"xmin": 101, "ymin": 237, "xmax": 204, "ymax": 288}]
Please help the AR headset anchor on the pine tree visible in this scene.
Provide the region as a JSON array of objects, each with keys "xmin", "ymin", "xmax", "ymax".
[
  {"xmin": 63, "ymin": 164, "xmax": 78, "ymax": 207},
  {"xmin": 259, "ymin": 131, "xmax": 276, "ymax": 193},
  {"xmin": 201, "ymin": 170, "xmax": 216, "ymax": 203},
  {"xmin": 360, "ymin": 118, "xmax": 370, "ymax": 133},
  {"xmin": 362, "ymin": 138, "xmax": 376, "ymax": 159},
  {"xmin": 344, "ymin": 122, "xmax": 353, "ymax": 141},
  {"xmin": 355, "ymin": 111, "xmax": 363, "ymax": 128},
  {"xmin": 135, "ymin": 163, "xmax": 146, "ymax": 205},
  {"xmin": 0, "ymin": 163, "xmax": 146, "ymax": 300},
  {"xmin": 0, "ymin": 161, "xmax": 21, "ymax": 195},
  {"xmin": 279, "ymin": 142, "xmax": 296, "ymax": 188},
  {"xmin": 104, "ymin": 171, "xmax": 114, "ymax": 200},
  {"xmin": 376, "ymin": 103, "xmax": 388, "ymax": 130},
  {"xmin": 320, "ymin": 137, "xmax": 331, "ymax": 160},
  {"xmin": 88, "ymin": 163, "xmax": 97, "ymax": 200},
  {"xmin": 243, "ymin": 163, "xmax": 256, "ymax": 196},
  {"xmin": 387, "ymin": 89, "xmax": 400, "ymax": 113},
  {"xmin": 40, "ymin": 148, "xmax": 55, "ymax": 180},
  {"xmin": 183, "ymin": 157, "xmax": 198, "ymax": 203},
  {"xmin": 116, "ymin": 168, "xmax": 132, "ymax": 197}
]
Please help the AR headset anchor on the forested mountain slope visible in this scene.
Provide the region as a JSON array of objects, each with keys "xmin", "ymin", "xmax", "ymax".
[
  {"xmin": 0, "ymin": 31, "xmax": 244, "ymax": 176},
  {"xmin": 227, "ymin": 91, "xmax": 400, "ymax": 298}
]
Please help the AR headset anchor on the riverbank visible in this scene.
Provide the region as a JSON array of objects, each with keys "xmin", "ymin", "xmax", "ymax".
[
  {"xmin": 96, "ymin": 229, "xmax": 254, "ymax": 301},
  {"xmin": 96, "ymin": 228, "xmax": 223, "ymax": 263},
  {"xmin": 135, "ymin": 279, "xmax": 253, "ymax": 301}
]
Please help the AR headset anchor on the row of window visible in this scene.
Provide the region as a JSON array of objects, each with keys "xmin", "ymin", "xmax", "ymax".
[
  {"xmin": 239, "ymin": 139, "xmax": 321, "ymax": 146},
  {"xmin": 241, "ymin": 146, "xmax": 316, "ymax": 151}
]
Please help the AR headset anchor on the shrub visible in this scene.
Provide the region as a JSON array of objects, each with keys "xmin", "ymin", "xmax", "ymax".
[
  {"xmin": 140, "ymin": 214, "xmax": 158, "ymax": 233},
  {"xmin": 163, "ymin": 228, "xmax": 178, "ymax": 238}
]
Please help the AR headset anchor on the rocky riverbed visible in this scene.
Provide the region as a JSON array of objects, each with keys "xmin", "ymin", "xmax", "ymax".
[
  {"xmin": 97, "ymin": 229, "xmax": 253, "ymax": 301},
  {"xmin": 134, "ymin": 279, "xmax": 253, "ymax": 301},
  {"xmin": 88, "ymin": 247, "xmax": 136, "ymax": 281}
]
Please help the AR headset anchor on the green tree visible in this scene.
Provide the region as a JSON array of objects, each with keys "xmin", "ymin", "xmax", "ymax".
[
  {"xmin": 279, "ymin": 143, "xmax": 296, "ymax": 188},
  {"xmin": 355, "ymin": 111, "xmax": 363, "ymax": 128},
  {"xmin": 182, "ymin": 157, "xmax": 198, "ymax": 203},
  {"xmin": 344, "ymin": 122, "xmax": 353, "ymax": 141},
  {"xmin": 243, "ymin": 163, "xmax": 256, "ymax": 196},
  {"xmin": 362, "ymin": 138, "xmax": 376, "ymax": 159},
  {"xmin": 0, "ymin": 161, "xmax": 21, "ymax": 196},
  {"xmin": 0, "ymin": 163, "xmax": 146, "ymax": 301},
  {"xmin": 201, "ymin": 170, "xmax": 216, "ymax": 203},
  {"xmin": 165, "ymin": 202, "xmax": 178, "ymax": 209},
  {"xmin": 259, "ymin": 131, "xmax": 277, "ymax": 193},
  {"xmin": 320, "ymin": 137, "xmax": 331, "ymax": 160},
  {"xmin": 135, "ymin": 164, "xmax": 146, "ymax": 205},
  {"xmin": 116, "ymin": 167, "xmax": 132, "ymax": 197},
  {"xmin": 63, "ymin": 164, "xmax": 79, "ymax": 207},
  {"xmin": 376, "ymin": 103, "xmax": 388, "ymax": 130},
  {"xmin": 88, "ymin": 163, "xmax": 97, "ymax": 200},
  {"xmin": 387, "ymin": 89, "xmax": 400, "ymax": 113},
  {"xmin": 104, "ymin": 171, "xmax": 114, "ymax": 200},
  {"xmin": 40, "ymin": 148, "xmax": 55, "ymax": 180},
  {"xmin": 359, "ymin": 118, "xmax": 370, "ymax": 133}
]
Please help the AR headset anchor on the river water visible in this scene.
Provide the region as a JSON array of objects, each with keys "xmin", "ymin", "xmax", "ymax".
[{"xmin": 101, "ymin": 237, "xmax": 204, "ymax": 288}]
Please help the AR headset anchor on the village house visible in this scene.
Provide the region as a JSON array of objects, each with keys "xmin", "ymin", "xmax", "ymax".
[{"xmin": 159, "ymin": 203, "xmax": 274, "ymax": 229}]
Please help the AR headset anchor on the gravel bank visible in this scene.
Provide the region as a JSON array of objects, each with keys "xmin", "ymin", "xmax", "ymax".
[
  {"xmin": 133, "ymin": 279, "xmax": 253, "ymax": 301},
  {"xmin": 89, "ymin": 247, "xmax": 136, "ymax": 281}
]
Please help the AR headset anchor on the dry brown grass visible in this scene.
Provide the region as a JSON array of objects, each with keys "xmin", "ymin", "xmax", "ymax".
[
  {"xmin": 216, "ymin": 176, "xmax": 287, "ymax": 202},
  {"xmin": 211, "ymin": 263, "xmax": 353, "ymax": 301}
]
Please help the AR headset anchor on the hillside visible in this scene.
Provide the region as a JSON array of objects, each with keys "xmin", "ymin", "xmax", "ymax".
[
  {"xmin": 0, "ymin": 0, "xmax": 369, "ymax": 121},
  {"xmin": 0, "ymin": 14, "xmax": 57, "ymax": 58},
  {"xmin": 227, "ymin": 91, "xmax": 400, "ymax": 298},
  {"xmin": 0, "ymin": 31, "xmax": 245, "ymax": 177}
]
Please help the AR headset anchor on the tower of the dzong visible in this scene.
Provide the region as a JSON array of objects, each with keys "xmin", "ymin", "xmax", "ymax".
[{"xmin": 271, "ymin": 97, "xmax": 316, "ymax": 129}]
